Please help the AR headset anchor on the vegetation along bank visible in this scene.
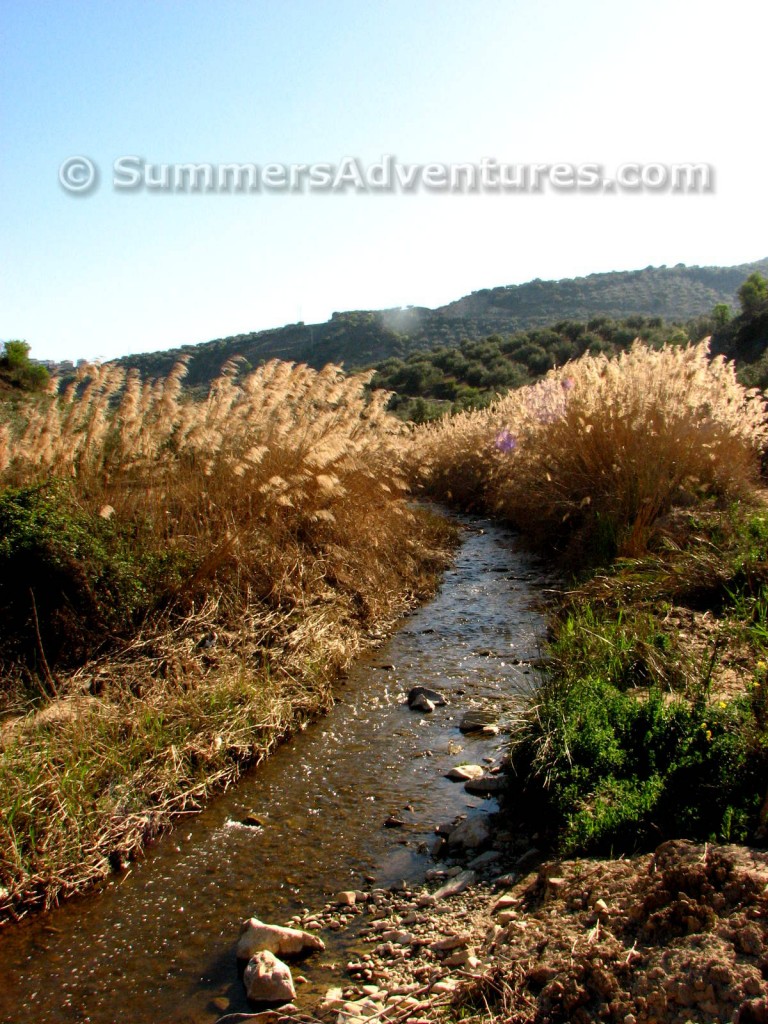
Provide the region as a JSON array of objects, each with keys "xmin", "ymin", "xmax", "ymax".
[{"xmin": 0, "ymin": 357, "xmax": 455, "ymax": 923}]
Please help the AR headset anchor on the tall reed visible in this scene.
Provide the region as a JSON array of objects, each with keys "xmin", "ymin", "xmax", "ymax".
[
  {"xmin": 0, "ymin": 358, "xmax": 453, "ymax": 922},
  {"xmin": 411, "ymin": 340, "xmax": 768, "ymax": 557}
]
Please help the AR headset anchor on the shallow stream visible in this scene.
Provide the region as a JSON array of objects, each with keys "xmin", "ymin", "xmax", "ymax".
[{"xmin": 0, "ymin": 517, "xmax": 555, "ymax": 1024}]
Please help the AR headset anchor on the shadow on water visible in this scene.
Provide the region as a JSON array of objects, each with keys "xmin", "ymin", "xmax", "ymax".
[{"xmin": 0, "ymin": 516, "xmax": 556, "ymax": 1024}]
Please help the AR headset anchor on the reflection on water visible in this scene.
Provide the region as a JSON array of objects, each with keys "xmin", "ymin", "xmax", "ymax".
[{"xmin": 0, "ymin": 518, "xmax": 554, "ymax": 1024}]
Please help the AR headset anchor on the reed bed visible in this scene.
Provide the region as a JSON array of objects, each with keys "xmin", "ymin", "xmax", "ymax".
[
  {"xmin": 0, "ymin": 358, "xmax": 454, "ymax": 923},
  {"xmin": 411, "ymin": 340, "xmax": 768, "ymax": 559}
]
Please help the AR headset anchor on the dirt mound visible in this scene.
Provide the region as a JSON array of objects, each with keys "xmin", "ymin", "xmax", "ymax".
[{"xmin": 470, "ymin": 840, "xmax": 768, "ymax": 1024}]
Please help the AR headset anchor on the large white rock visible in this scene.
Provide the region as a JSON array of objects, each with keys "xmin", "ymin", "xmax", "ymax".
[
  {"xmin": 464, "ymin": 775, "xmax": 506, "ymax": 795},
  {"xmin": 237, "ymin": 917, "xmax": 325, "ymax": 960},
  {"xmin": 243, "ymin": 950, "xmax": 296, "ymax": 1004}
]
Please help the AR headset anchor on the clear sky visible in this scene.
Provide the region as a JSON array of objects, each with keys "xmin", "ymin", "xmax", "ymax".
[{"xmin": 1, "ymin": 0, "xmax": 766, "ymax": 363}]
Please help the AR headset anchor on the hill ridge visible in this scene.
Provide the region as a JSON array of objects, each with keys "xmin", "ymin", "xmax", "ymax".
[{"xmin": 115, "ymin": 257, "xmax": 768, "ymax": 387}]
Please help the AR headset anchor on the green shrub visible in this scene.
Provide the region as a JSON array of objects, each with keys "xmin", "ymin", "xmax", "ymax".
[
  {"xmin": 510, "ymin": 562, "xmax": 768, "ymax": 857},
  {"xmin": 0, "ymin": 482, "xmax": 157, "ymax": 673}
]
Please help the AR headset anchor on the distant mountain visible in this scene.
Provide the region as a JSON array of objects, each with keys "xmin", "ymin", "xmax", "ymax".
[{"xmin": 118, "ymin": 258, "xmax": 768, "ymax": 387}]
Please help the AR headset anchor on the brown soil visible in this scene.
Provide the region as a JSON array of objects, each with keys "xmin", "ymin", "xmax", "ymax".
[
  {"xmin": 297, "ymin": 840, "xmax": 768, "ymax": 1024},
  {"xmin": 467, "ymin": 840, "xmax": 768, "ymax": 1024}
]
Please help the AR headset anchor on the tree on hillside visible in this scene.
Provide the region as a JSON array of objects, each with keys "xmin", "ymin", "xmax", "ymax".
[
  {"xmin": 738, "ymin": 273, "xmax": 768, "ymax": 314},
  {"xmin": 712, "ymin": 303, "xmax": 732, "ymax": 328},
  {"xmin": 0, "ymin": 341, "xmax": 49, "ymax": 391}
]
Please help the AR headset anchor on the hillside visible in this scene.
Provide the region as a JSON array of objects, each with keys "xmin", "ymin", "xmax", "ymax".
[{"xmin": 116, "ymin": 258, "xmax": 768, "ymax": 387}]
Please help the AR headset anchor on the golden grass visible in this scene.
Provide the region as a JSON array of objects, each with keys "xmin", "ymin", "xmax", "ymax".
[
  {"xmin": 411, "ymin": 340, "xmax": 768, "ymax": 558},
  {"xmin": 0, "ymin": 358, "xmax": 455, "ymax": 923}
]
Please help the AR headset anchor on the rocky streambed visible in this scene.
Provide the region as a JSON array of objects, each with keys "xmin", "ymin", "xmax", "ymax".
[
  {"xmin": 0, "ymin": 517, "xmax": 557, "ymax": 1023},
  {"xmin": 3, "ymin": 516, "xmax": 768, "ymax": 1024},
  {"xmin": 240, "ymin": 836, "xmax": 768, "ymax": 1024}
]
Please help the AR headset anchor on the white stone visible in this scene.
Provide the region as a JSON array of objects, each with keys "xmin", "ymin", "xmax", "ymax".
[
  {"xmin": 445, "ymin": 764, "xmax": 485, "ymax": 782},
  {"xmin": 319, "ymin": 987, "xmax": 346, "ymax": 1011},
  {"xmin": 237, "ymin": 917, "xmax": 325, "ymax": 960},
  {"xmin": 464, "ymin": 775, "xmax": 507, "ymax": 795},
  {"xmin": 243, "ymin": 951, "xmax": 296, "ymax": 1004}
]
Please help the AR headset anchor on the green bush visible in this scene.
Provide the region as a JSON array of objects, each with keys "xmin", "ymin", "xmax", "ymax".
[
  {"xmin": 511, "ymin": 576, "xmax": 768, "ymax": 856},
  {"xmin": 0, "ymin": 482, "xmax": 162, "ymax": 674},
  {"xmin": 0, "ymin": 341, "xmax": 49, "ymax": 392}
]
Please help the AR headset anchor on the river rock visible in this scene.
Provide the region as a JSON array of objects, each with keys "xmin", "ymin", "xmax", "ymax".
[
  {"xmin": 458, "ymin": 710, "xmax": 497, "ymax": 733},
  {"xmin": 430, "ymin": 933, "xmax": 470, "ymax": 952},
  {"xmin": 243, "ymin": 951, "xmax": 296, "ymax": 1004},
  {"xmin": 337, "ymin": 998, "xmax": 382, "ymax": 1024},
  {"xmin": 446, "ymin": 814, "xmax": 491, "ymax": 851},
  {"xmin": 236, "ymin": 918, "xmax": 325, "ymax": 960},
  {"xmin": 379, "ymin": 929, "xmax": 413, "ymax": 945},
  {"xmin": 409, "ymin": 694, "xmax": 435, "ymax": 712},
  {"xmin": 318, "ymin": 987, "xmax": 346, "ymax": 1011},
  {"xmin": 468, "ymin": 849, "xmax": 501, "ymax": 868},
  {"xmin": 433, "ymin": 870, "xmax": 476, "ymax": 898},
  {"xmin": 241, "ymin": 813, "xmax": 267, "ymax": 827},
  {"xmin": 445, "ymin": 764, "xmax": 485, "ymax": 782},
  {"xmin": 407, "ymin": 686, "xmax": 447, "ymax": 708},
  {"xmin": 464, "ymin": 774, "xmax": 507, "ymax": 795}
]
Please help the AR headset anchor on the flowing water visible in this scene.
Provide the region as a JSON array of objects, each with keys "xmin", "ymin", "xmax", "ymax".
[{"xmin": 0, "ymin": 517, "xmax": 555, "ymax": 1024}]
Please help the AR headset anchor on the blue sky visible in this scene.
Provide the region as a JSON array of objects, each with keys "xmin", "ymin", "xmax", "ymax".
[{"xmin": 1, "ymin": 0, "xmax": 766, "ymax": 362}]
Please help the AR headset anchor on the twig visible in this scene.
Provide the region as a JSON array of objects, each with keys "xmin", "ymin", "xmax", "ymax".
[{"xmin": 29, "ymin": 588, "xmax": 58, "ymax": 699}]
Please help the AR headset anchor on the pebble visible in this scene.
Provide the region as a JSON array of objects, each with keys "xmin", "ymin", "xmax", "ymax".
[
  {"xmin": 429, "ymin": 933, "xmax": 470, "ymax": 952},
  {"xmin": 443, "ymin": 950, "xmax": 471, "ymax": 968},
  {"xmin": 433, "ymin": 870, "xmax": 476, "ymax": 899},
  {"xmin": 492, "ymin": 895, "xmax": 517, "ymax": 913},
  {"xmin": 430, "ymin": 981, "xmax": 456, "ymax": 994},
  {"xmin": 379, "ymin": 930, "xmax": 413, "ymax": 945},
  {"xmin": 496, "ymin": 910, "xmax": 517, "ymax": 925}
]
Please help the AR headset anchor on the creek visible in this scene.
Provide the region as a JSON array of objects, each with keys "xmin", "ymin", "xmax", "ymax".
[{"xmin": 0, "ymin": 517, "xmax": 555, "ymax": 1024}]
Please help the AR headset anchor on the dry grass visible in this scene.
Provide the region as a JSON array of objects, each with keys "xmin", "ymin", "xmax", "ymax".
[
  {"xmin": 0, "ymin": 358, "xmax": 455, "ymax": 923},
  {"xmin": 411, "ymin": 340, "xmax": 768, "ymax": 559}
]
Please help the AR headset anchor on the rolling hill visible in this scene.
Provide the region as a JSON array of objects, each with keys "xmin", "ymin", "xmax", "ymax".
[{"xmin": 117, "ymin": 258, "xmax": 768, "ymax": 388}]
